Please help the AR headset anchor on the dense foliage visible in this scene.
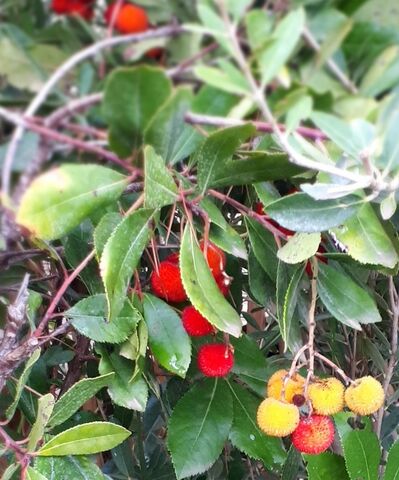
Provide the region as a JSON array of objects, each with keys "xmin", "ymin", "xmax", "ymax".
[{"xmin": 1, "ymin": 0, "xmax": 399, "ymax": 479}]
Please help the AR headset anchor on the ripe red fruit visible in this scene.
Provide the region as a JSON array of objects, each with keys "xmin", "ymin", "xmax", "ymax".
[
  {"xmin": 146, "ymin": 47, "xmax": 163, "ymax": 59},
  {"xmin": 200, "ymin": 240, "xmax": 226, "ymax": 278},
  {"xmin": 52, "ymin": 0, "xmax": 94, "ymax": 20},
  {"xmin": 181, "ymin": 306, "xmax": 214, "ymax": 337},
  {"xmin": 216, "ymin": 275, "xmax": 230, "ymax": 297},
  {"xmin": 105, "ymin": 2, "xmax": 149, "ymax": 34},
  {"xmin": 197, "ymin": 344, "xmax": 234, "ymax": 377},
  {"xmin": 150, "ymin": 260, "xmax": 187, "ymax": 303},
  {"xmin": 291, "ymin": 415, "xmax": 335, "ymax": 455}
]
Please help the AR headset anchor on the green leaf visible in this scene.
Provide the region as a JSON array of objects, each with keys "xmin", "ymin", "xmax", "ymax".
[
  {"xmin": 332, "ymin": 204, "xmax": 399, "ymax": 268},
  {"xmin": 6, "ymin": 348, "xmax": 40, "ymax": 420},
  {"xmin": 279, "ymin": 264, "xmax": 304, "ymax": 352},
  {"xmin": 311, "ymin": 112, "xmax": 375, "ymax": 158},
  {"xmin": 384, "ymin": 440, "xmax": 399, "ymax": 480},
  {"xmin": 248, "ymin": 249, "xmax": 275, "ymax": 306},
  {"xmin": 26, "ymin": 467, "xmax": 47, "ymax": 480},
  {"xmin": 282, "ymin": 446, "xmax": 302, "ymax": 480},
  {"xmin": 48, "ymin": 373, "xmax": 115, "ymax": 428},
  {"xmin": 1, "ymin": 464, "xmax": 19, "ymax": 480},
  {"xmin": 35, "ymin": 455, "xmax": 109, "ymax": 479},
  {"xmin": 304, "ymin": 452, "xmax": 349, "ymax": 480},
  {"xmin": 315, "ymin": 18, "xmax": 353, "ymax": 69},
  {"xmin": 37, "ymin": 421, "xmax": 131, "ymax": 456},
  {"xmin": 195, "ymin": 124, "xmax": 256, "ymax": 194},
  {"xmin": 245, "ymin": 9, "xmax": 273, "ymax": 51},
  {"xmin": 102, "ymin": 66, "xmax": 172, "ymax": 157},
  {"xmin": 266, "ymin": 193, "xmax": 360, "ymax": 233},
  {"xmin": 342, "ymin": 429, "xmax": 380, "ymax": 480},
  {"xmin": 143, "ymin": 294, "xmax": 191, "ymax": 377},
  {"xmin": 278, "ymin": 233, "xmax": 321, "ymax": 264},
  {"xmin": 100, "ymin": 209, "xmax": 154, "ymax": 321},
  {"xmin": 318, "ymin": 263, "xmax": 382, "ymax": 330},
  {"xmin": 144, "ymin": 87, "xmax": 201, "ymax": 165},
  {"xmin": 259, "ymin": 8, "xmax": 305, "ymax": 86},
  {"xmin": 168, "ymin": 378, "xmax": 233, "ymax": 479},
  {"xmin": 230, "ymin": 335, "xmax": 268, "ymax": 396},
  {"xmin": 180, "ymin": 225, "xmax": 242, "ymax": 337},
  {"xmin": 94, "ymin": 212, "xmax": 123, "ymax": 261},
  {"xmin": 194, "ymin": 65, "xmax": 250, "ymax": 96},
  {"xmin": 143, "ymin": 145, "xmax": 178, "ymax": 209},
  {"xmin": 16, "ymin": 165, "xmax": 127, "ymax": 241},
  {"xmin": 66, "ymin": 294, "xmax": 140, "ymax": 343},
  {"xmin": 227, "ymin": 381, "xmax": 286, "ymax": 469},
  {"xmin": 209, "ymin": 151, "xmax": 305, "ymax": 188},
  {"xmin": 246, "ymin": 217, "xmax": 278, "ymax": 281},
  {"xmin": 97, "ymin": 347, "xmax": 148, "ymax": 411},
  {"xmin": 28, "ymin": 393, "xmax": 55, "ymax": 451}
]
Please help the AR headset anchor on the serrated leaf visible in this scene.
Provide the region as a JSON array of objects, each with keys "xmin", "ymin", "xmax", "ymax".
[
  {"xmin": 342, "ymin": 429, "xmax": 380, "ymax": 480},
  {"xmin": 100, "ymin": 209, "xmax": 154, "ymax": 321},
  {"xmin": 280, "ymin": 264, "xmax": 304, "ymax": 352},
  {"xmin": 94, "ymin": 212, "xmax": 123, "ymax": 260},
  {"xmin": 144, "ymin": 87, "xmax": 201, "ymax": 165},
  {"xmin": 227, "ymin": 381, "xmax": 286, "ymax": 469},
  {"xmin": 97, "ymin": 347, "xmax": 148, "ymax": 411},
  {"xmin": 6, "ymin": 348, "xmax": 40, "ymax": 420},
  {"xmin": 143, "ymin": 146, "xmax": 178, "ymax": 209},
  {"xmin": 384, "ymin": 439, "xmax": 399, "ymax": 480},
  {"xmin": 317, "ymin": 263, "xmax": 382, "ymax": 330},
  {"xmin": 66, "ymin": 294, "xmax": 140, "ymax": 343},
  {"xmin": 209, "ymin": 151, "xmax": 305, "ymax": 188},
  {"xmin": 246, "ymin": 217, "xmax": 278, "ymax": 281},
  {"xmin": 168, "ymin": 379, "xmax": 233, "ymax": 479},
  {"xmin": 195, "ymin": 124, "xmax": 255, "ymax": 194},
  {"xmin": 28, "ymin": 393, "xmax": 55, "ymax": 451},
  {"xmin": 48, "ymin": 373, "xmax": 115, "ymax": 428},
  {"xmin": 304, "ymin": 452, "xmax": 349, "ymax": 480},
  {"xmin": 282, "ymin": 446, "xmax": 301, "ymax": 480},
  {"xmin": 143, "ymin": 294, "xmax": 191, "ymax": 377},
  {"xmin": 259, "ymin": 8, "xmax": 305, "ymax": 86},
  {"xmin": 230, "ymin": 335, "xmax": 268, "ymax": 396},
  {"xmin": 16, "ymin": 165, "xmax": 127, "ymax": 241},
  {"xmin": 278, "ymin": 233, "xmax": 321, "ymax": 264},
  {"xmin": 266, "ymin": 193, "xmax": 360, "ymax": 233},
  {"xmin": 333, "ymin": 204, "xmax": 398, "ymax": 268},
  {"xmin": 277, "ymin": 262, "xmax": 303, "ymax": 353},
  {"xmin": 102, "ymin": 66, "xmax": 172, "ymax": 157},
  {"xmin": 37, "ymin": 422, "xmax": 130, "ymax": 456},
  {"xmin": 35, "ymin": 455, "xmax": 109, "ymax": 479},
  {"xmin": 180, "ymin": 226, "xmax": 242, "ymax": 337}
]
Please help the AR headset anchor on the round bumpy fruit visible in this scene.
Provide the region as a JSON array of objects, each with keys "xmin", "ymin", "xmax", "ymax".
[
  {"xmin": 181, "ymin": 306, "xmax": 214, "ymax": 337},
  {"xmin": 308, "ymin": 377, "xmax": 345, "ymax": 415},
  {"xmin": 344, "ymin": 376, "xmax": 384, "ymax": 415},
  {"xmin": 150, "ymin": 260, "xmax": 187, "ymax": 303},
  {"xmin": 105, "ymin": 2, "xmax": 149, "ymax": 34},
  {"xmin": 216, "ymin": 274, "xmax": 230, "ymax": 297},
  {"xmin": 291, "ymin": 415, "xmax": 335, "ymax": 455},
  {"xmin": 197, "ymin": 344, "xmax": 234, "ymax": 377},
  {"xmin": 257, "ymin": 398, "xmax": 300, "ymax": 437},
  {"xmin": 200, "ymin": 240, "xmax": 226, "ymax": 278},
  {"xmin": 267, "ymin": 369, "xmax": 305, "ymax": 403},
  {"xmin": 52, "ymin": 0, "xmax": 94, "ymax": 19}
]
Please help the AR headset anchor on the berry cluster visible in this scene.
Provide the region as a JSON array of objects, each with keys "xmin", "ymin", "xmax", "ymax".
[
  {"xmin": 257, "ymin": 369, "xmax": 384, "ymax": 454},
  {"xmin": 150, "ymin": 241, "xmax": 234, "ymax": 378}
]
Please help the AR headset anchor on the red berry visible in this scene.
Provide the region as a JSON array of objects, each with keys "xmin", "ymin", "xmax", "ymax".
[
  {"xmin": 254, "ymin": 202, "xmax": 265, "ymax": 215},
  {"xmin": 52, "ymin": 0, "xmax": 69, "ymax": 13},
  {"xmin": 197, "ymin": 344, "xmax": 234, "ymax": 377},
  {"xmin": 291, "ymin": 415, "xmax": 335, "ymax": 455},
  {"xmin": 150, "ymin": 260, "xmax": 187, "ymax": 303},
  {"xmin": 181, "ymin": 306, "xmax": 214, "ymax": 337},
  {"xmin": 52, "ymin": 0, "xmax": 93, "ymax": 20},
  {"xmin": 146, "ymin": 47, "xmax": 163, "ymax": 59},
  {"xmin": 105, "ymin": 2, "xmax": 149, "ymax": 34},
  {"xmin": 165, "ymin": 252, "xmax": 179, "ymax": 264},
  {"xmin": 200, "ymin": 240, "xmax": 226, "ymax": 278}
]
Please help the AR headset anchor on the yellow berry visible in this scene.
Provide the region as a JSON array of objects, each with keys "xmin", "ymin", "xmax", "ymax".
[
  {"xmin": 257, "ymin": 398, "xmax": 300, "ymax": 437},
  {"xmin": 345, "ymin": 376, "xmax": 384, "ymax": 415},
  {"xmin": 308, "ymin": 377, "xmax": 345, "ymax": 415},
  {"xmin": 267, "ymin": 369, "xmax": 305, "ymax": 403}
]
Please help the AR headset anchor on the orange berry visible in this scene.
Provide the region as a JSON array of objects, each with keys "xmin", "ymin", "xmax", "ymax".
[
  {"xmin": 267, "ymin": 369, "xmax": 305, "ymax": 403},
  {"xmin": 150, "ymin": 260, "xmax": 187, "ymax": 303},
  {"xmin": 292, "ymin": 415, "xmax": 335, "ymax": 455},
  {"xmin": 199, "ymin": 240, "xmax": 226, "ymax": 278},
  {"xmin": 105, "ymin": 2, "xmax": 149, "ymax": 34}
]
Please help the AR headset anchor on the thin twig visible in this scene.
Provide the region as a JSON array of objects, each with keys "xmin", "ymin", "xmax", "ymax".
[{"xmin": 305, "ymin": 258, "xmax": 318, "ymax": 397}]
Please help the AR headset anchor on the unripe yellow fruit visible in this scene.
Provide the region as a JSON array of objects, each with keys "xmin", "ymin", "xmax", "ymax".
[
  {"xmin": 345, "ymin": 376, "xmax": 384, "ymax": 415},
  {"xmin": 308, "ymin": 377, "xmax": 345, "ymax": 415},
  {"xmin": 267, "ymin": 369, "xmax": 305, "ymax": 403},
  {"xmin": 257, "ymin": 397, "xmax": 300, "ymax": 437}
]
